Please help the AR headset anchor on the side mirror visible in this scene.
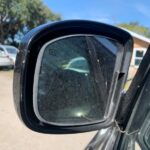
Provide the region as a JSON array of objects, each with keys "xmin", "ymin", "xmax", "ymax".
[
  {"xmin": 13, "ymin": 20, "xmax": 133, "ymax": 134},
  {"xmin": 0, "ymin": 51, "xmax": 7, "ymax": 57}
]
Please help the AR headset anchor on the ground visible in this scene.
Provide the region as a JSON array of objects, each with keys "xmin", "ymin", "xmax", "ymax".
[
  {"xmin": 0, "ymin": 70, "xmax": 96, "ymax": 150},
  {"xmin": 0, "ymin": 69, "xmax": 142, "ymax": 150}
]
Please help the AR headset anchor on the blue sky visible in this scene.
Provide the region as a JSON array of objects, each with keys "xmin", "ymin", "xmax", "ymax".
[{"xmin": 43, "ymin": 0, "xmax": 150, "ymax": 28}]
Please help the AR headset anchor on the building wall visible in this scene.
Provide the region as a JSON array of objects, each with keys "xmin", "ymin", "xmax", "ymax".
[
  {"xmin": 128, "ymin": 37, "xmax": 149, "ymax": 79},
  {"xmin": 133, "ymin": 37, "xmax": 149, "ymax": 48},
  {"xmin": 130, "ymin": 37, "xmax": 149, "ymax": 67}
]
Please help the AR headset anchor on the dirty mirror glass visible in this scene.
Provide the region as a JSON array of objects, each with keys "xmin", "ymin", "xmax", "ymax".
[{"xmin": 33, "ymin": 34, "xmax": 120, "ymax": 126}]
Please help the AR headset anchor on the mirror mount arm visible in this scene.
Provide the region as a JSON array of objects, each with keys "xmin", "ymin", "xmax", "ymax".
[{"xmin": 85, "ymin": 126, "xmax": 120, "ymax": 150}]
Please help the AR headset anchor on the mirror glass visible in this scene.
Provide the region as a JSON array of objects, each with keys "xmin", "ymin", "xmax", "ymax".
[{"xmin": 33, "ymin": 34, "xmax": 121, "ymax": 125}]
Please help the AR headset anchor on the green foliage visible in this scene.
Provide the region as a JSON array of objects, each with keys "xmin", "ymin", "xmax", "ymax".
[
  {"xmin": 118, "ymin": 22, "xmax": 150, "ymax": 38},
  {"xmin": 0, "ymin": 0, "xmax": 61, "ymax": 46}
]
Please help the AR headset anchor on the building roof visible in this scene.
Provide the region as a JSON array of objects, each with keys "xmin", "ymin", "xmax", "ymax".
[{"xmin": 120, "ymin": 28, "xmax": 150, "ymax": 44}]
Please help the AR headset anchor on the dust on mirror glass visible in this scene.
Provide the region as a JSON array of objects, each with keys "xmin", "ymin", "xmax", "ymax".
[{"xmin": 33, "ymin": 34, "xmax": 120, "ymax": 126}]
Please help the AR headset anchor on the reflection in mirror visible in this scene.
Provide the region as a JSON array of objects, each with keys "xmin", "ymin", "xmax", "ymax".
[{"xmin": 33, "ymin": 34, "xmax": 120, "ymax": 125}]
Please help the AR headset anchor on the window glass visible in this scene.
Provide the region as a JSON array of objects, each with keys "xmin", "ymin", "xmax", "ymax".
[
  {"xmin": 35, "ymin": 35, "xmax": 119, "ymax": 125},
  {"xmin": 134, "ymin": 50, "xmax": 145, "ymax": 66},
  {"xmin": 144, "ymin": 125, "xmax": 150, "ymax": 149},
  {"xmin": 136, "ymin": 51, "xmax": 144, "ymax": 57},
  {"xmin": 5, "ymin": 47, "xmax": 17, "ymax": 54},
  {"xmin": 0, "ymin": 47, "xmax": 4, "ymax": 51},
  {"xmin": 135, "ymin": 59, "xmax": 142, "ymax": 66}
]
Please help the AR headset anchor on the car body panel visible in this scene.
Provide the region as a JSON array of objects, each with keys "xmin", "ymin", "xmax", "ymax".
[{"xmin": 0, "ymin": 45, "xmax": 18, "ymax": 67}]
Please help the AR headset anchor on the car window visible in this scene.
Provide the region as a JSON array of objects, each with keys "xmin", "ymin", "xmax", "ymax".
[
  {"xmin": 5, "ymin": 47, "xmax": 17, "ymax": 54},
  {"xmin": 144, "ymin": 125, "xmax": 150, "ymax": 148},
  {"xmin": 0, "ymin": 47, "xmax": 4, "ymax": 52},
  {"xmin": 0, "ymin": 47, "xmax": 5, "ymax": 56}
]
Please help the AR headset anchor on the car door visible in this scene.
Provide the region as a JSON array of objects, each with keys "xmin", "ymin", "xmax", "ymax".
[
  {"xmin": 4, "ymin": 46, "xmax": 18, "ymax": 64},
  {"xmin": 115, "ymin": 45, "xmax": 150, "ymax": 150},
  {"xmin": 85, "ymin": 45, "xmax": 150, "ymax": 150}
]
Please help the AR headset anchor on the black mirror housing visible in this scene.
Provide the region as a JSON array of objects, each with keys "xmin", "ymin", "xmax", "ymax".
[{"xmin": 13, "ymin": 20, "xmax": 133, "ymax": 134}]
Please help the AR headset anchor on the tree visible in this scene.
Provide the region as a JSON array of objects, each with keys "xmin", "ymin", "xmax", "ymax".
[
  {"xmin": 0, "ymin": 0, "xmax": 61, "ymax": 46},
  {"xmin": 117, "ymin": 22, "xmax": 150, "ymax": 38}
]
